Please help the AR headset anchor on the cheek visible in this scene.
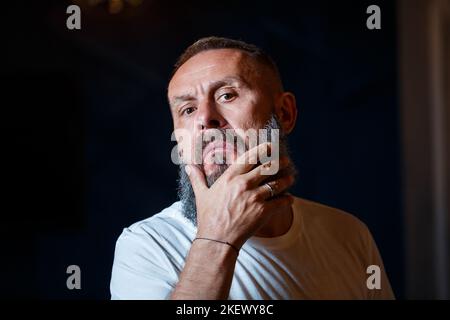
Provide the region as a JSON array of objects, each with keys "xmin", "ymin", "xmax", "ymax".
[
  {"xmin": 173, "ymin": 117, "xmax": 188, "ymax": 131},
  {"xmin": 227, "ymin": 97, "xmax": 267, "ymax": 129},
  {"xmin": 235, "ymin": 112, "xmax": 268, "ymax": 132},
  {"xmin": 174, "ymin": 129, "xmax": 197, "ymax": 164}
]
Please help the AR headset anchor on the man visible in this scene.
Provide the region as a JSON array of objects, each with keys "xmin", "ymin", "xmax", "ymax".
[{"xmin": 110, "ymin": 36, "xmax": 394, "ymax": 299}]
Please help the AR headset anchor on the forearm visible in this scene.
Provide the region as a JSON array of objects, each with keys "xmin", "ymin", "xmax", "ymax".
[{"xmin": 170, "ymin": 239, "xmax": 238, "ymax": 299}]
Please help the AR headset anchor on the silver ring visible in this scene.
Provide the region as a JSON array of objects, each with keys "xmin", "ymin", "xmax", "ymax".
[{"xmin": 265, "ymin": 183, "xmax": 275, "ymax": 198}]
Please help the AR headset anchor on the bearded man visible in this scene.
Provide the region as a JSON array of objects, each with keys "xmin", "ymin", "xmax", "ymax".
[{"xmin": 110, "ymin": 36, "xmax": 394, "ymax": 300}]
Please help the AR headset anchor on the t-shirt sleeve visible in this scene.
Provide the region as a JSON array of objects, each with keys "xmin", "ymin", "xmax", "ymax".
[
  {"xmin": 363, "ymin": 227, "xmax": 396, "ymax": 300},
  {"xmin": 110, "ymin": 226, "xmax": 178, "ymax": 300}
]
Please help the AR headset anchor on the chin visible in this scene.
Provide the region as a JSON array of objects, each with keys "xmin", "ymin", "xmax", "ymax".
[
  {"xmin": 204, "ymin": 163, "xmax": 230, "ymax": 187},
  {"xmin": 204, "ymin": 163, "xmax": 226, "ymax": 176}
]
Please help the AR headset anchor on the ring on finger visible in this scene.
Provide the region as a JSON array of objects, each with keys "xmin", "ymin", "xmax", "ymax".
[{"xmin": 265, "ymin": 182, "xmax": 275, "ymax": 198}]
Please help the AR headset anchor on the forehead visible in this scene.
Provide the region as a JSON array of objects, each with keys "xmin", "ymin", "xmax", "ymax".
[{"xmin": 168, "ymin": 49, "xmax": 257, "ymax": 96}]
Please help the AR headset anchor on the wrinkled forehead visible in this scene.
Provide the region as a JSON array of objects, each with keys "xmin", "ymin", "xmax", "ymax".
[{"xmin": 168, "ymin": 49, "xmax": 259, "ymax": 97}]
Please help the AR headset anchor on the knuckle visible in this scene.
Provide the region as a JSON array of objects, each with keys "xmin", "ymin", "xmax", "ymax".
[
  {"xmin": 248, "ymin": 154, "xmax": 258, "ymax": 165},
  {"xmin": 249, "ymin": 192, "xmax": 262, "ymax": 203},
  {"xmin": 236, "ymin": 178, "xmax": 250, "ymax": 191},
  {"xmin": 269, "ymin": 180, "xmax": 279, "ymax": 191},
  {"xmin": 254, "ymin": 202, "xmax": 265, "ymax": 215},
  {"xmin": 223, "ymin": 173, "xmax": 232, "ymax": 183}
]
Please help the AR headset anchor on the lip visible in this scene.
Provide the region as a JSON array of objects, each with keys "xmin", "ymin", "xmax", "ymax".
[{"xmin": 202, "ymin": 141, "xmax": 234, "ymax": 161}]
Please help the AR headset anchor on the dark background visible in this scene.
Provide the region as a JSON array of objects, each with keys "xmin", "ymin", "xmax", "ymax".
[{"xmin": 1, "ymin": 0, "xmax": 403, "ymax": 299}]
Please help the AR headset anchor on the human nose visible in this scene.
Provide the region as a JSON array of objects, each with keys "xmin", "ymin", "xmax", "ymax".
[{"xmin": 195, "ymin": 99, "xmax": 227, "ymax": 131}]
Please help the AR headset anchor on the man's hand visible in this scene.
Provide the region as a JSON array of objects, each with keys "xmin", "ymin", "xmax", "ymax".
[
  {"xmin": 186, "ymin": 142, "xmax": 295, "ymax": 250},
  {"xmin": 171, "ymin": 142, "xmax": 295, "ymax": 299}
]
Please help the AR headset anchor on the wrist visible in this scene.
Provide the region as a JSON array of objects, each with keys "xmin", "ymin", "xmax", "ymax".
[
  {"xmin": 196, "ymin": 228, "xmax": 247, "ymax": 251},
  {"xmin": 190, "ymin": 235, "xmax": 239, "ymax": 265},
  {"xmin": 194, "ymin": 237, "xmax": 239, "ymax": 255}
]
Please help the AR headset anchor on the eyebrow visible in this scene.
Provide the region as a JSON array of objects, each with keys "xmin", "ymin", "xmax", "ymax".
[{"xmin": 169, "ymin": 76, "xmax": 249, "ymax": 109}]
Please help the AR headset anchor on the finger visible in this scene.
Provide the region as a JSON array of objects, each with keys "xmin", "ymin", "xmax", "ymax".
[
  {"xmin": 244, "ymin": 156, "xmax": 290, "ymax": 187},
  {"xmin": 185, "ymin": 164, "xmax": 207, "ymax": 194},
  {"xmin": 264, "ymin": 194, "xmax": 295, "ymax": 212},
  {"xmin": 226, "ymin": 142, "xmax": 272, "ymax": 177},
  {"xmin": 254, "ymin": 174, "xmax": 295, "ymax": 200}
]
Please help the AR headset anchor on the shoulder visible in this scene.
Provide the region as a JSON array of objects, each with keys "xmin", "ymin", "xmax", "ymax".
[
  {"xmin": 110, "ymin": 202, "xmax": 191, "ymax": 299},
  {"xmin": 121, "ymin": 201, "xmax": 193, "ymax": 240},
  {"xmin": 114, "ymin": 201, "xmax": 195, "ymax": 261},
  {"xmin": 294, "ymin": 197, "xmax": 371, "ymax": 243},
  {"xmin": 112, "ymin": 201, "xmax": 194, "ymax": 273},
  {"xmin": 296, "ymin": 197, "xmax": 367, "ymax": 227}
]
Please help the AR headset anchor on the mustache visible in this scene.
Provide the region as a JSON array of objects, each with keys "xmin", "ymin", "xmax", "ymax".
[
  {"xmin": 195, "ymin": 128, "xmax": 247, "ymax": 165},
  {"xmin": 199, "ymin": 129, "xmax": 245, "ymax": 150}
]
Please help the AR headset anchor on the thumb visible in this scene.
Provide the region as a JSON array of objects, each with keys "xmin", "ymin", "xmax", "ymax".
[{"xmin": 185, "ymin": 164, "xmax": 207, "ymax": 194}]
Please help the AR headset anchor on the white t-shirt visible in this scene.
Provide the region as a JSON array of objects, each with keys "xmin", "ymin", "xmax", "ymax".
[{"xmin": 110, "ymin": 196, "xmax": 394, "ymax": 299}]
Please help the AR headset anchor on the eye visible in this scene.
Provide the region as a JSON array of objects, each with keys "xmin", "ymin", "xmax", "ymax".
[
  {"xmin": 180, "ymin": 107, "xmax": 195, "ymax": 116},
  {"xmin": 218, "ymin": 92, "xmax": 236, "ymax": 102}
]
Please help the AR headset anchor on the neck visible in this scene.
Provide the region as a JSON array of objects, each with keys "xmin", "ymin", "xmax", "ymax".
[{"xmin": 254, "ymin": 204, "xmax": 293, "ymax": 238}]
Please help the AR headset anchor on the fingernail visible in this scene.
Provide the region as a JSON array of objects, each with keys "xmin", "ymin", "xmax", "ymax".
[{"xmin": 185, "ymin": 165, "xmax": 191, "ymax": 175}]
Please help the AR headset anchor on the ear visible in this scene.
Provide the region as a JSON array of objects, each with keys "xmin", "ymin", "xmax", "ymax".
[{"xmin": 275, "ymin": 92, "xmax": 298, "ymax": 134}]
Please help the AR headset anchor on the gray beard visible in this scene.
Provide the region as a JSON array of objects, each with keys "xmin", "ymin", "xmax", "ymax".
[{"xmin": 176, "ymin": 114, "xmax": 297, "ymax": 226}]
